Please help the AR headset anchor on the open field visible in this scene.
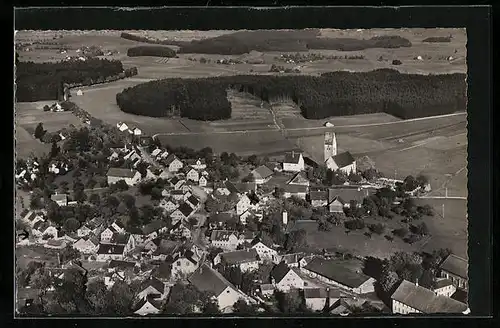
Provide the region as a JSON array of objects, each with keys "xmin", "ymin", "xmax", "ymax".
[
  {"xmin": 281, "ymin": 113, "xmax": 401, "ymax": 129},
  {"xmin": 16, "ymin": 245, "xmax": 59, "ymax": 270}
]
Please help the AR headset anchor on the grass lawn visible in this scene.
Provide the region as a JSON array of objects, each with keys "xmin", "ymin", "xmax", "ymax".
[{"xmin": 16, "ymin": 245, "xmax": 59, "ymax": 270}]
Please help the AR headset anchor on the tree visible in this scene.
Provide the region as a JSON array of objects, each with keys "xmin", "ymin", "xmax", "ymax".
[
  {"xmin": 34, "ymin": 123, "xmax": 45, "ymax": 139},
  {"xmin": 403, "ymin": 175, "xmax": 419, "ymax": 191},
  {"xmin": 362, "ymin": 168, "xmax": 379, "ymax": 181},
  {"xmin": 50, "ymin": 141, "xmax": 60, "ymax": 158},
  {"xmin": 368, "ymin": 223, "xmax": 385, "ymax": 235},
  {"xmin": 114, "ymin": 180, "xmax": 129, "ymax": 191},
  {"xmin": 344, "ymin": 219, "xmax": 365, "ymax": 230},
  {"xmin": 233, "ymin": 299, "xmax": 258, "ymax": 315},
  {"xmin": 85, "ymin": 278, "xmax": 108, "ymax": 314},
  {"xmin": 63, "ymin": 217, "xmax": 81, "ymax": 232},
  {"xmin": 136, "ymin": 162, "xmax": 148, "ymax": 178},
  {"xmin": 348, "ymin": 172, "xmax": 362, "ymax": 183},
  {"xmin": 60, "ymin": 247, "xmax": 81, "ymax": 263},
  {"xmin": 30, "ymin": 265, "xmax": 53, "ymax": 311},
  {"xmin": 53, "ymin": 267, "xmax": 88, "ymax": 313},
  {"xmin": 392, "ymin": 227, "xmax": 408, "ymax": 238},
  {"xmin": 120, "ymin": 193, "xmax": 136, "ymax": 209},
  {"xmin": 205, "ymin": 196, "xmax": 221, "ymax": 213},
  {"xmin": 164, "ymin": 283, "xmax": 212, "ymax": 314},
  {"xmin": 227, "ymin": 266, "xmax": 243, "ymax": 288},
  {"xmin": 89, "ymin": 193, "xmax": 101, "ymax": 207},
  {"xmin": 416, "ymin": 174, "xmax": 429, "ymax": 188},
  {"xmin": 105, "ymin": 280, "xmax": 135, "ymax": 315},
  {"xmin": 285, "ymin": 229, "xmax": 307, "ymax": 252},
  {"xmin": 275, "ymin": 290, "xmax": 303, "ymax": 314},
  {"xmin": 247, "ymin": 154, "xmax": 258, "ymax": 166}
]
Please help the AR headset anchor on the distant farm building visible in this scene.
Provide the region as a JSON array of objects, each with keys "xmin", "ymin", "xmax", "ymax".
[{"xmin": 76, "ymin": 89, "xmax": 83, "ymax": 96}]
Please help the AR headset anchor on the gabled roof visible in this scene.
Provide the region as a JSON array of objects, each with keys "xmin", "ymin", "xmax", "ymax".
[
  {"xmin": 271, "ymin": 262, "xmax": 293, "ymax": 283},
  {"xmin": 251, "ymin": 165, "xmax": 274, "ymax": 180},
  {"xmin": 224, "ymin": 181, "xmax": 240, "ymax": 194},
  {"xmin": 304, "ymin": 288, "xmax": 341, "ymax": 299},
  {"xmin": 434, "ymin": 278, "xmax": 454, "ymax": 290},
  {"xmin": 24, "ymin": 211, "xmax": 41, "ymax": 221},
  {"xmin": 152, "ymin": 262, "xmax": 172, "ymax": 280},
  {"xmin": 108, "ymin": 260, "xmax": 136, "ymax": 269},
  {"xmin": 281, "ymin": 252, "xmax": 305, "ymax": 265},
  {"xmin": 328, "ymin": 196, "xmax": 346, "ymax": 205},
  {"xmin": 210, "ymin": 230, "xmax": 238, "ymax": 242},
  {"xmin": 188, "ymin": 263, "xmax": 235, "ymax": 297},
  {"xmin": 283, "ymin": 184, "xmax": 308, "ymax": 194},
  {"xmin": 220, "ymin": 249, "xmax": 260, "ymax": 265},
  {"xmin": 287, "ymin": 171, "xmax": 309, "ymax": 185},
  {"xmin": 107, "ymin": 168, "xmax": 138, "ymax": 178},
  {"xmin": 140, "ymin": 276, "xmax": 165, "ymax": 294},
  {"xmin": 251, "ymin": 237, "xmax": 274, "ymax": 249},
  {"xmin": 391, "ymin": 280, "xmax": 468, "ymax": 313},
  {"xmin": 439, "ymin": 254, "xmax": 468, "ymax": 279},
  {"xmin": 151, "ymin": 149, "xmax": 162, "ymax": 157},
  {"xmin": 97, "ymin": 243, "xmax": 125, "ymax": 255},
  {"xmin": 142, "ymin": 220, "xmax": 168, "ymax": 235},
  {"xmin": 233, "ymin": 182, "xmax": 257, "ymax": 193},
  {"xmin": 210, "ymin": 212, "xmax": 235, "ymax": 223},
  {"xmin": 110, "ymin": 233, "xmax": 131, "ymax": 245},
  {"xmin": 284, "ymin": 152, "xmax": 303, "ymax": 164},
  {"xmin": 152, "ymin": 240, "xmax": 181, "ymax": 256},
  {"xmin": 134, "ymin": 295, "xmax": 162, "ymax": 312},
  {"xmin": 187, "ymin": 195, "xmax": 199, "ymax": 206},
  {"xmin": 176, "ymin": 202, "xmax": 194, "ymax": 217},
  {"xmin": 329, "ymin": 152, "xmax": 355, "ymax": 168},
  {"xmin": 310, "ymin": 191, "xmax": 328, "ymax": 201},
  {"xmin": 164, "ymin": 154, "xmax": 181, "ymax": 166},
  {"xmin": 51, "ymin": 194, "xmax": 68, "ymax": 202},
  {"xmin": 327, "ymin": 187, "xmax": 372, "ymax": 204},
  {"xmin": 303, "ymin": 257, "xmax": 371, "ymax": 288}
]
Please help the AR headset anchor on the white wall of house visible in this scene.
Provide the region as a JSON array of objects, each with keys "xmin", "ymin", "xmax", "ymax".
[
  {"xmin": 168, "ymin": 160, "xmax": 184, "ymax": 173},
  {"xmin": 107, "ymin": 172, "xmax": 141, "ymax": 186},
  {"xmin": 306, "ymin": 298, "xmax": 327, "ymax": 312},
  {"xmin": 217, "ymin": 286, "xmax": 241, "ymax": 310},
  {"xmin": 283, "ymin": 155, "xmax": 304, "ymax": 172},
  {"xmin": 171, "ymin": 258, "xmax": 199, "ymax": 279},
  {"xmin": 170, "ymin": 211, "xmax": 186, "ymax": 225},
  {"xmin": 252, "ymin": 242, "xmax": 277, "ymax": 262},
  {"xmin": 96, "ymin": 253, "xmax": 124, "ymax": 262},
  {"xmin": 392, "ymin": 299, "xmax": 421, "ymax": 315},
  {"xmin": 101, "ymin": 229, "xmax": 114, "ymax": 242},
  {"xmin": 236, "ymin": 196, "xmax": 251, "ymax": 216},
  {"xmin": 434, "ymin": 284, "xmax": 457, "ymax": 298},
  {"xmin": 199, "ymin": 176, "xmax": 208, "ymax": 187},
  {"xmin": 134, "ymin": 301, "xmax": 161, "ymax": 316},
  {"xmin": 212, "ymin": 235, "xmax": 239, "ymax": 251},
  {"xmin": 275, "ymin": 270, "xmax": 304, "ymax": 292},
  {"xmin": 301, "ymin": 268, "xmax": 374, "ymax": 294},
  {"xmin": 284, "ymin": 192, "xmax": 307, "ymax": 200},
  {"xmin": 239, "ymin": 261, "xmax": 259, "ymax": 273},
  {"xmin": 440, "ymin": 271, "xmax": 468, "ymax": 291}
]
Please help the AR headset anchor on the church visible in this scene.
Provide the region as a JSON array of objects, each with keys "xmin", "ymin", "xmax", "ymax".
[{"xmin": 324, "ymin": 132, "xmax": 356, "ymax": 175}]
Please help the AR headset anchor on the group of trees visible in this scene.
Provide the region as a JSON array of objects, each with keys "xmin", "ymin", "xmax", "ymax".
[
  {"xmin": 116, "ymin": 69, "xmax": 466, "ymax": 122},
  {"xmin": 127, "ymin": 46, "xmax": 177, "ymax": 58},
  {"xmin": 16, "ymin": 58, "xmax": 124, "ymax": 102}
]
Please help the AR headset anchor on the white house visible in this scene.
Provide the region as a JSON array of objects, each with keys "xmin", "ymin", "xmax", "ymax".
[
  {"xmin": 301, "ymin": 257, "xmax": 375, "ymax": 295},
  {"xmin": 73, "ymin": 236, "xmax": 99, "ymax": 254},
  {"xmin": 210, "ymin": 230, "xmax": 240, "ymax": 251},
  {"xmin": 325, "ymin": 152, "xmax": 356, "ymax": 175},
  {"xmin": 236, "ymin": 194, "xmax": 251, "ymax": 216},
  {"xmin": 100, "ymin": 226, "xmax": 119, "ymax": 243},
  {"xmin": 186, "ymin": 168, "xmax": 200, "ymax": 182},
  {"xmin": 439, "ymin": 254, "xmax": 468, "ymax": 291},
  {"xmin": 22, "ymin": 211, "xmax": 45, "ymax": 228},
  {"xmin": 304, "ymin": 288, "xmax": 341, "ymax": 312},
  {"xmin": 170, "ymin": 250, "xmax": 200, "ymax": 280},
  {"xmin": 32, "ymin": 221, "xmax": 58, "ymax": 239},
  {"xmin": 116, "ymin": 122, "xmax": 129, "ymax": 132},
  {"xmin": 189, "ymin": 264, "xmax": 245, "ymax": 311},
  {"xmin": 433, "ymin": 278, "xmax": 457, "ymax": 298},
  {"xmin": 164, "ymin": 154, "xmax": 184, "ymax": 173},
  {"xmin": 391, "ymin": 280, "xmax": 469, "ymax": 314},
  {"xmin": 151, "ymin": 148, "xmax": 162, "ymax": 158},
  {"xmin": 251, "ymin": 239, "xmax": 278, "ymax": 262},
  {"xmin": 96, "ymin": 243, "xmax": 126, "ymax": 261},
  {"xmin": 159, "ymin": 199, "xmax": 178, "ymax": 214},
  {"xmin": 239, "ymin": 209, "xmax": 255, "ymax": 225},
  {"xmin": 170, "ymin": 203, "xmax": 194, "ymax": 225},
  {"xmin": 271, "ymin": 262, "xmax": 305, "ymax": 292},
  {"xmin": 190, "ymin": 158, "xmax": 207, "ymax": 170},
  {"xmin": 51, "ymin": 193, "xmax": 68, "ymax": 206},
  {"xmin": 287, "ymin": 171, "xmax": 310, "ymax": 186},
  {"xmin": 283, "ymin": 151, "xmax": 305, "ymax": 172},
  {"xmin": 283, "ymin": 184, "xmax": 308, "ymax": 200},
  {"xmin": 198, "ymin": 175, "xmax": 208, "ymax": 187},
  {"xmin": 134, "ymin": 297, "xmax": 162, "ymax": 316},
  {"xmin": 107, "ymin": 168, "xmax": 141, "ymax": 186},
  {"xmin": 251, "ymin": 165, "xmax": 274, "ymax": 184},
  {"xmin": 131, "ymin": 127, "xmax": 142, "ymax": 136},
  {"xmin": 136, "ymin": 277, "xmax": 167, "ymax": 300},
  {"xmin": 216, "ymin": 249, "xmax": 261, "ymax": 273},
  {"xmin": 169, "ymin": 221, "xmax": 192, "ymax": 240},
  {"xmin": 141, "ymin": 220, "xmax": 169, "ymax": 240}
]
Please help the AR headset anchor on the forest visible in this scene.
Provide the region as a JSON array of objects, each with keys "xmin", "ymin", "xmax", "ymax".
[
  {"xmin": 116, "ymin": 69, "xmax": 467, "ymax": 121},
  {"xmin": 121, "ymin": 30, "xmax": 412, "ymax": 55},
  {"xmin": 16, "ymin": 58, "xmax": 125, "ymax": 102},
  {"xmin": 127, "ymin": 46, "xmax": 177, "ymax": 58}
]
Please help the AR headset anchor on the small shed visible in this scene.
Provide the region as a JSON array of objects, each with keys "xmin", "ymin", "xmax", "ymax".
[
  {"xmin": 76, "ymin": 89, "xmax": 83, "ymax": 96},
  {"xmin": 417, "ymin": 55, "xmax": 423, "ymax": 61},
  {"xmin": 324, "ymin": 122, "xmax": 335, "ymax": 127}
]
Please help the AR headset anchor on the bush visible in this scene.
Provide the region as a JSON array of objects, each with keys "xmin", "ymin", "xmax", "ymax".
[
  {"xmin": 368, "ymin": 223, "xmax": 385, "ymax": 235},
  {"xmin": 344, "ymin": 219, "xmax": 365, "ymax": 230},
  {"xmin": 116, "ymin": 69, "xmax": 466, "ymax": 122},
  {"xmin": 392, "ymin": 59, "xmax": 402, "ymax": 65},
  {"xmin": 392, "ymin": 227, "xmax": 408, "ymax": 238},
  {"xmin": 127, "ymin": 46, "xmax": 176, "ymax": 58}
]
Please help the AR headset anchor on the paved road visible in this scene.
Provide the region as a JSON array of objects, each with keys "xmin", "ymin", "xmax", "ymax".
[{"xmin": 152, "ymin": 112, "xmax": 466, "ymax": 139}]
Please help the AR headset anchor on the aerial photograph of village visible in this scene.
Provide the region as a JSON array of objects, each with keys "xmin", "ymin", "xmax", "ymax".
[{"xmin": 14, "ymin": 28, "xmax": 468, "ymax": 317}]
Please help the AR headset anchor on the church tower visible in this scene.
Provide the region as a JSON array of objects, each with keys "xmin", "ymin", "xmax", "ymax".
[{"xmin": 324, "ymin": 132, "xmax": 337, "ymax": 161}]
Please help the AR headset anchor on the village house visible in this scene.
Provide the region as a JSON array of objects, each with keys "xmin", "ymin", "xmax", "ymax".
[
  {"xmin": 391, "ymin": 280, "xmax": 469, "ymax": 314},
  {"xmin": 210, "ymin": 230, "xmax": 240, "ymax": 251},
  {"xmin": 51, "ymin": 193, "xmax": 68, "ymax": 207},
  {"xmin": 251, "ymin": 165, "xmax": 274, "ymax": 184},
  {"xmin": 151, "ymin": 240, "xmax": 183, "ymax": 261},
  {"xmin": 186, "ymin": 195, "xmax": 199, "ymax": 209},
  {"xmin": 439, "ymin": 254, "xmax": 468, "ymax": 291},
  {"xmin": 159, "ymin": 199, "xmax": 178, "ymax": 214},
  {"xmin": 189, "ymin": 263, "xmax": 246, "ymax": 311},
  {"xmin": 325, "ymin": 151, "xmax": 357, "ymax": 174},
  {"xmin": 170, "ymin": 203, "xmax": 195, "ymax": 225},
  {"xmin": 198, "ymin": 175, "xmax": 208, "ymax": 187},
  {"xmin": 22, "ymin": 210, "xmax": 45, "ymax": 228},
  {"xmin": 109, "ymin": 232, "xmax": 137, "ymax": 255},
  {"xmin": 136, "ymin": 276, "xmax": 168, "ymax": 300},
  {"xmin": 215, "ymin": 249, "xmax": 261, "ymax": 273},
  {"xmin": 77, "ymin": 217, "xmax": 104, "ymax": 237},
  {"xmin": 164, "ymin": 154, "xmax": 184, "ymax": 173},
  {"xmin": 328, "ymin": 196, "xmax": 346, "ymax": 213},
  {"xmin": 236, "ymin": 194, "xmax": 252, "ymax": 216},
  {"xmin": 169, "ymin": 221, "xmax": 192, "ymax": 240},
  {"xmin": 170, "ymin": 248, "xmax": 201, "ymax": 280},
  {"xmin": 96, "ymin": 243, "xmax": 126, "ymax": 261},
  {"xmin": 32, "ymin": 221, "xmax": 58, "ymax": 239},
  {"xmin": 170, "ymin": 190, "xmax": 185, "ymax": 201},
  {"xmin": 123, "ymin": 149, "xmax": 142, "ymax": 162},
  {"xmin": 208, "ymin": 212, "xmax": 236, "ymax": 230},
  {"xmin": 283, "ymin": 151, "xmax": 305, "ymax": 172},
  {"xmin": 107, "ymin": 168, "xmax": 141, "ymax": 186},
  {"xmin": 185, "ymin": 168, "xmax": 200, "ymax": 182},
  {"xmin": 215, "ymin": 184, "xmax": 231, "ymax": 196},
  {"xmin": 141, "ymin": 220, "xmax": 169, "ymax": 240},
  {"xmin": 271, "ymin": 262, "xmax": 305, "ymax": 292},
  {"xmin": 250, "ymin": 238, "xmax": 278, "ymax": 262},
  {"xmin": 327, "ymin": 187, "xmax": 372, "ymax": 210},
  {"xmin": 190, "ymin": 158, "xmax": 207, "ymax": 170},
  {"xmin": 73, "ymin": 236, "xmax": 99, "ymax": 254},
  {"xmin": 259, "ymin": 284, "xmax": 275, "ymax": 297},
  {"xmin": 100, "ymin": 225, "xmax": 122, "ymax": 243},
  {"xmin": 131, "ymin": 127, "xmax": 142, "ymax": 136},
  {"xmin": 44, "ymin": 239, "xmax": 67, "ymax": 250},
  {"xmin": 287, "ymin": 171, "xmax": 310, "ymax": 186},
  {"xmin": 239, "ymin": 231, "xmax": 258, "ymax": 244},
  {"xmin": 181, "ymin": 183, "xmax": 193, "ymax": 194},
  {"xmin": 133, "ymin": 296, "xmax": 162, "ymax": 316},
  {"xmin": 274, "ymin": 252, "xmax": 305, "ymax": 268},
  {"xmin": 170, "ymin": 176, "xmax": 184, "ymax": 189},
  {"xmin": 303, "ymin": 287, "xmax": 341, "ymax": 312},
  {"xmin": 151, "ymin": 148, "xmax": 162, "ymax": 158},
  {"xmin": 283, "ymin": 184, "xmax": 308, "ymax": 200},
  {"xmin": 309, "ymin": 190, "xmax": 329, "ymax": 207},
  {"xmin": 433, "ymin": 278, "xmax": 457, "ymax": 298},
  {"xmin": 239, "ymin": 209, "xmax": 257, "ymax": 225},
  {"xmin": 116, "ymin": 122, "xmax": 129, "ymax": 132},
  {"xmin": 301, "ymin": 257, "xmax": 376, "ymax": 295}
]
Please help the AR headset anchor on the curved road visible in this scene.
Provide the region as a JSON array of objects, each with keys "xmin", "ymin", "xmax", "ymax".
[{"xmin": 152, "ymin": 112, "xmax": 466, "ymax": 139}]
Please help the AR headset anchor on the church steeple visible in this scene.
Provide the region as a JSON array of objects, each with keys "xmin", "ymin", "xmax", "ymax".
[{"xmin": 324, "ymin": 132, "xmax": 337, "ymax": 162}]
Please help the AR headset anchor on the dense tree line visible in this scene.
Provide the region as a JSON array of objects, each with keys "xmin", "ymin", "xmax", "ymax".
[
  {"xmin": 127, "ymin": 46, "xmax": 177, "ymax": 58},
  {"xmin": 422, "ymin": 36, "xmax": 452, "ymax": 43},
  {"xmin": 16, "ymin": 58, "xmax": 124, "ymax": 102},
  {"xmin": 116, "ymin": 69, "xmax": 466, "ymax": 121}
]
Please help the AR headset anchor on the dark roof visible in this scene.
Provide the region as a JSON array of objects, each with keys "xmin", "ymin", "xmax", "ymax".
[
  {"xmin": 288, "ymin": 172, "xmax": 309, "ymax": 185},
  {"xmin": 86, "ymin": 217, "xmax": 104, "ymax": 229},
  {"xmin": 434, "ymin": 278, "xmax": 454, "ymax": 290},
  {"xmin": 171, "ymin": 190, "xmax": 184, "ymax": 195},
  {"xmin": 303, "ymin": 257, "xmax": 372, "ymax": 288},
  {"xmin": 391, "ymin": 280, "xmax": 468, "ymax": 313},
  {"xmin": 134, "ymin": 295, "xmax": 162, "ymax": 312},
  {"xmin": 224, "ymin": 181, "xmax": 240, "ymax": 194},
  {"xmin": 330, "ymin": 151, "xmax": 355, "ymax": 168},
  {"xmin": 281, "ymin": 252, "xmax": 305, "ymax": 264},
  {"xmin": 187, "ymin": 195, "xmax": 199, "ymax": 206},
  {"xmin": 210, "ymin": 212, "xmax": 235, "ymax": 223},
  {"xmin": 107, "ymin": 167, "xmax": 137, "ymax": 178},
  {"xmin": 110, "ymin": 233, "xmax": 131, "ymax": 245},
  {"xmin": 142, "ymin": 220, "xmax": 168, "ymax": 235},
  {"xmin": 108, "ymin": 260, "xmax": 136, "ymax": 269},
  {"xmin": 233, "ymin": 182, "xmax": 257, "ymax": 193},
  {"xmin": 440, "ymin": 254, "xmax": 468, "ymax": 279},
  {"xmin": 328, "ymin": 187, "xmax": 371, "ymax": 204},
  {"xmin": 252, "ymin": 165, "xmax": 274, "ymax": 179},
  {"xmin": 140, "ymin": 276, "xmax": 165, "ymax": 294},
  {"xmin": 310, "ymin": 191, "xmax": 328, "ymax": 201},
  {"xmin": 251, "ymin": 237, "xmax": 273, "ymax": 249},
  {"xmin": 303, "ymin": 288, "xmax": 341, "ymax": 299},
  {"xmin": 152, "ymin": 240, "xmax": 181, "ymax": 255},
  {"xmin": 164, "ymin": 154, "xmax": 181, "ymax": 165},
  {"xmin": 188, "ymin": 263, "xmax": 234, "ymax": 296},
  {"xmin": 220, "ymin": 249, "xmax": 260, "ymax": 265},
  {"xmin": 97, "ymin": 243, "xmax": 125, "ymax": 255},
  {"xmin": 170, "ymin": 176, "xmax": 180, "ymax": 186},
  {"xmin": 210, "ymin": 230, "xmax": 238, "ymax": 241},
  {"xmin": 283, "ymin": 184, "xmax": 308, "ymax": 194},
  {"xmin": 271, "ymin": 262, "xmax": 292, "ymax": 282},
  {"xmin": 284, "ymin": 152, "xmax": 303, "ymax": 164},
  {"xmin": 152, "ymin": 263, "xmax": 172, "ymax": 280},
  {"xmin": 177, "ymin": 202, "xmax": 194, "ymax": 217}
]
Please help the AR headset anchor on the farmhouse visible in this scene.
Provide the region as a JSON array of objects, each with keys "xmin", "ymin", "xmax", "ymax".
[
  {"xmin": 164, "ymin": 154, "xmax": 184, "ymax": 173},
  {"xmin": 283, "ymin": 151, "xmax": 305, "ymax": 172},
  {"xmin": 107, "ymin": 168, "xmax": 141, "ymax": 186},
  {"xmin": 439, "ymin": 254, "xmax": 468, "ymax": 291},
  {"xmin": 210, "ymin": 230, "xmax": 240, "ymax": 251},
  {"xmin": 170, "ymin": 203, "xmax": 195, "ymax": 225},
  {"xmin": 433, "ymin": 278, "xmax": 456, "ymax": 297},
  {"xmin": 271, "ymin": 261, "xmax": 305, "ymax": 292},
  {"xmin": 328, "ymin": 187, "xmax": 371, "ymax": 208},
  {"xmin": 236, "ymin": 194, "xmax": 251, "ymax": 216},
  {"xmin": 185, "ymin": 168, "xmax": 200, "ymax": 182},
  {"xmin": 283, "ymin": 184, "xmax": 308, "ymax": 200},
  {"xmin": 216, "ymin": 249, "xmax": 261, "ymax": 273},
  {"xmin": 287, "ymin": 171, "xmax": 310, "ymax": 186},
  {"xmin": 22, "ymin": 211, "xmax": 45, "ymax": 228},
  {"xmin": 309, "ymin": 190, "xmax": 329, "ymax": 207},
  {"xmin": 250, "ymin": 238, "xmax": 278, "ymax": 262},
  {"xmin": 96, "ymin": 243, "xmax": 126, "ymax": 261},
  {"xmin": 170, "ymin": 248, "xmax": 201, "ymax": 279},
  {"xmin": 51, "ymin": 193, "xmax": 68, "ymax": 207},
  {"xmin": 32, "ymin": 221, "xmax": 58, "ymax": 239},
  {"xmin": 303, "ymin": 288, "xmax": 341, "ymax": 312},
  {"xmin": 133, "ymin": 296, "xmax": 162, "ymax": 316},
  {"xmin": 189, "ymin": 158, "xmax": 207, "ymax": 170},
  {"xmin": 251, "ymin": 165, "xmax": 274, "ymax": 184},
  {"xmin": 301, "ymin": 257, "xmax": 375, "ymax": 294},
  {"xmin": 325, "ymin": 152, "xmax": 356, "ymax": 174},
  {"xmin": 137, "ymin": 276, "xmax": 167, "ymax": 300},
  {"xmin": 141, "ymin": 220, "xmax": 169, "ymax": 240},
  {"xmin": 391, "ymin": 280, "xmax": 469, "ymax": 314},
  {"xmin": 188, "ymin": 263, "xmax": 244, "ymax": 311},
  {"xmin": 73, "ymin": 236, "xmax": 99, "ymax": 254}
]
